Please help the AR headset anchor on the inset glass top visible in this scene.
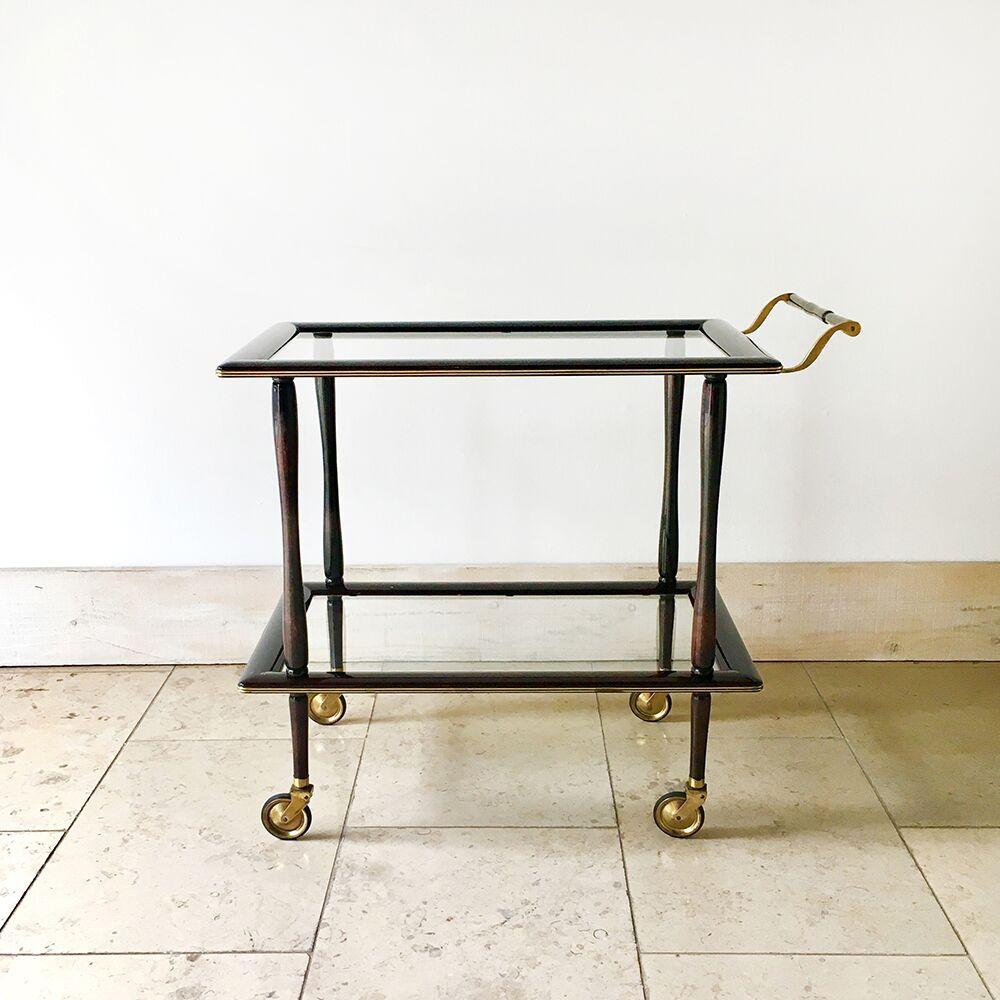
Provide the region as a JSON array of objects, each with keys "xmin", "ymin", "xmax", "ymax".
[
  {"xmin": 273, "ymin": 328, "xmax": 723, "ymax": 363},
  {"xmin": 218, "ymin": 319, "xmax": 781, "ymax": 377}
]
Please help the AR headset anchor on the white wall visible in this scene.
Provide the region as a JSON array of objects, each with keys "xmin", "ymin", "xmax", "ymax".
[{"xmin": 2, "ymin": 1, "xmax": 998, "ymax": 569}]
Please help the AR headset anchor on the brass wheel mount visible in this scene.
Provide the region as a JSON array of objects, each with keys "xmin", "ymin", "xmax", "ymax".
[
  {"xmin": 653, "ymin": 779, "xmax": 707, "ymax": 838},
  {"xmin": 261, "ymin": 780, "xmax": 314, "ymax": 840},
  {"xmin": 629, "ymin": 691, "xmax": 673, "ymax": 723},
  {"xmin": 308, "ymin": 692, "xmax": 347, "ymax": 726}
]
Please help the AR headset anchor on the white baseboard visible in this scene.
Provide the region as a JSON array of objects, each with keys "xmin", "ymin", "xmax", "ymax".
[{"xmin": 1, "ymin": 562, "xmax": 997, "ymax": 666}]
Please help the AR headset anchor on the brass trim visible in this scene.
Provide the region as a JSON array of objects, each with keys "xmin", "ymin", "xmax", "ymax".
[
  {"xmin": 742, "ymin": 291, "xmax": 861, "ymax": 374},
  {"xmin": 743, "ymin": 293, "xmax": 791, "ymax": 336},
  {"xmin": 276, "ymin": 780, "xmax": 313, "ymax": 828},
  {"xmin": 308, "ymin": 691, "xmax": 345, "ymax": 724},
  {"xmin": 779, "ymin": 320, "xmax": 861, "ymax": 374},
  {"xmin": 630, "ymin": 690, "xmax": 672, "ymax": 722},
  {"xmin": 654, "ymin": 778, "xmax": 708, "ymax": 836},
  {"xmin": 673, "ymin": 778, "xmax": 708, "ymax": 825}
]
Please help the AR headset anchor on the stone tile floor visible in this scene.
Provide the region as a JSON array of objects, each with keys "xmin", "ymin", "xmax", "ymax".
[{"xmin": 0, "ymin": 663, "xmax": 997, "ymax": 999}]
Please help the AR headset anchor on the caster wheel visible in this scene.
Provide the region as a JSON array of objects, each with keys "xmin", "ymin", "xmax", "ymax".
[
  {"xmin": 653, "ymin": 791, "xmax": 705, "ymax": 838},
  {"xmin": 261, "ymin": 794, "xmax": 312, "ymax": 840},
  {"xmin": 308, "ymin": 692, "xmax": 346, "ymax": 726},
  {"xmin": 629, "ymin": 691, "xmax": 672, "ymax": 723}
]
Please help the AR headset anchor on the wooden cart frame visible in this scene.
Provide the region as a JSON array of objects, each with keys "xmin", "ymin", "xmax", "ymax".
[{"xmin": 218, "ymin": 294, "xmax": 859, "ymax": 839}]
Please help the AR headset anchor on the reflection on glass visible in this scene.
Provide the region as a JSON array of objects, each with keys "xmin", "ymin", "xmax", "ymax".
[
  {"xmin": 303, "ymin": 594, "xmax": 694, "ymax": 672},
  {"xmin": 271, "ymin": 329, "xmax": 724, "ymax": 363}
]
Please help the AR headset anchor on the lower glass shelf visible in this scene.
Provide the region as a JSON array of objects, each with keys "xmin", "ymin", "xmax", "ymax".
[{"xmin": 240, "ymin": 583, "xmax": 761, "ymax": 695}]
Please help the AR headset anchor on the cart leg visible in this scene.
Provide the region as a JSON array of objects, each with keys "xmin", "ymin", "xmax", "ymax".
[
  {"xmin": 653, "ymin": 692, "xmax": 710, "ymax": 838},
  {"xmin": 263, "ymin": 381, "xmax": 315, "ymax": 840},
  {"xmin": 326, "ymin": 596, "xmax": 344, "ymax": 671},
  {"xmin": 261, "ymin": 694, "xmax": 314, "ymax": 840},
  {"xmin": 316, "ymin": 377, "xmax": 345, "ymax": 588},
  {"xmin": 631, "ymin": 374, "xmax": 684, "ymax": 725},
  {"xmin": 658, "ymin": 373, "xmax": 685, "ymax": 590},
  {"xmin": 310, "ymin": 377, "xmax": 348, "ymax": 728},
  {"xmin": 691, "ymin": 375, "xmax": 727, "ymax": 674},
  {"xmin": 273, "ymin": 378, "xmax": 308, "ymax": 676}
]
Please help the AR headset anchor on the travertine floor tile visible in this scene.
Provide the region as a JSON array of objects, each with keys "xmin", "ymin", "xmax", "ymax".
[
  {"xmin": 605, "ymin": 734, "xmax": 959, "ymax": 954},
  {"xmin": 809, "ymin": 663, "xmax": 1000, "ymax": 825},
  {"xmin": 0, "ymin": 739, "xmax": 361, "ymax": 953},
  {"xmin": 133, "ymin": 665, "xmax": 373, "ymax": 740},
  {"xmin": 904, "ymin": 828, "xmax": 1000, "ymax": 993},
  {"xmin": 0, "ymin": 832, "xmax": 60, "ymax": 927},
  {"xmin": 0, "ymin": 668, "xmax": 168, "ymax": 829},
  {"xmin": 305, "ymin": 827, "xmax": 643, "ymax": 999},
  {"xmin": 599, "ymin": 663, "xmax": 838, "ymax": 740},
  {"xmin": 0, "ymin": 953, "xmax": 308, "ymax": 999},
  {"xmin": 348, "ymin": 693, "xmax": 614, "ymax": 827},
  {"xmin": 642, "ymin": 955, "xmax": 990, "ymax": 999}
]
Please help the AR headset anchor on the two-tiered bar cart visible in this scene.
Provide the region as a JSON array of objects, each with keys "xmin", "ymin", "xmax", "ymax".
[{"xmin": 218, "ymin": 292, "xmax": 860, "ymax": 840}]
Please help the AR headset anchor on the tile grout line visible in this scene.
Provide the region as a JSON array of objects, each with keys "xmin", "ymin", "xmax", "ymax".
[
  {"xmin": 0, "ymin": 830, "xmax": 66, "ymax": 835},
  {"xmin": 127, "ymin": 737, "xmax": 369, "ymax": 743},
  {"xmin": 0, "ymin": 948, "xmax": 989, "ymax": 960},
  {"xmin": 342, "ymin": 824, "xmax": 621, "ymax": 830},
  {"xmin": 128, "ymin": 734, "xmax": 846, "ymax": 743},
  {"xmin": 0, "ymin": 949, "xmax": 312, "ymax": 957},
  {"xmin": 297, "ymin": 691, "xmax": 376, "ymax": 1000},
  {"xmin": 596, "ymin": 693, "xmax": 649, "ymax": 1000},
  {"xmin": 897, "ymin": 825, "xmax": 1000, "ymax": 831},
  {"xmin": 802, "ymin": 665, "xmax": 996, "ymax": 1000},
  {"xmin": 639, "ymin": 950, "xmax": 991, "ymax": 958},
  {"xmin": 0, "ymin": 665, "xmax": 177, "ymax": 940}
]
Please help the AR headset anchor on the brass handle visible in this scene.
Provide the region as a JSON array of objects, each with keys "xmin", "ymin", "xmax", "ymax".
[{"xmin": 743, "ymin": 292, "xmax": 861, "ymax": 374}]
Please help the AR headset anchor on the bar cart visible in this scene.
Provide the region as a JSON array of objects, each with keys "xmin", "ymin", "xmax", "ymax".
[{"xmin": 217, "ymin": 292, "xmax": 860, "ymax": 840}]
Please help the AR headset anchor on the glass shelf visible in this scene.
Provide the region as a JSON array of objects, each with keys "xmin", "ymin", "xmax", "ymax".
[{"xmin": 302, "ymin": 593, "xmax": 694, "ymax": 672}]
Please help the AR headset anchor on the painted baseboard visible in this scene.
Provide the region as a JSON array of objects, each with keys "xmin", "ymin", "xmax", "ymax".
[{"xmin": 1, "ymin": 563, "xmax": 996, "ymax": 667}]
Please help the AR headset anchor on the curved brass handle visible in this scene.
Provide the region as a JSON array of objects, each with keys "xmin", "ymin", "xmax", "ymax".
[{"xmin": 743, "ymin": 292, "xmax": 861, "ymax": 374}]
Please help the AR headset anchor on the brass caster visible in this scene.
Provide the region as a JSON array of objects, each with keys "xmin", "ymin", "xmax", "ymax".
[
  {"xmin": 653, "ymin": 779, "xmax": 707, "ymax": 839},
  {"xmin": 629, "ymin": 691, "xmax": 672, "ymax": 723},
  {"xmin": 308, "ymin": 692, "xmax": 346, "ymax": 726},
  {"xmin": 261, "ymin": 781, "xmax": 313, "ymax": 840}
]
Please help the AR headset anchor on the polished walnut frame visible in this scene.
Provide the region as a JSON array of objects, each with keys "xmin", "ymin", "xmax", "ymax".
[
  {"xmin": 217, "ymin": 317, "xmax": 781, "ymax": 378},
  {"xmin": 220, "ymin": 294, "xmax": 859, "ymax": 840}
]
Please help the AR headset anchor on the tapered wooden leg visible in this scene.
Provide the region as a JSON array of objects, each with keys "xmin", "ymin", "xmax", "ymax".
[
  {"xmin": 658, "ymin": 373, "xmax": 685, "ymax": 587},
  {"xmin": 653, "ymin": 692, "xmax": 711, "ymax": 838},
  {"xmin": 261, "ymin": 385, "xmax": 313, "ymax": 841},
  {"xmin": 655, "ymin": 597, "xmax": 674, "ymax": 671},
  {"xmin": 656, "ymin": 374, "xmax": 685, "ymax": 670},
  {"xmin": 326, "ymin": 596, "xmax": 344, "ymax": 672},
  {"xmin": 689, "ymin": 692, "xmax": 711, "ymax": 782},
  {"xmin": 634, "ymin": 373, "xmax": 683, "ymax": 723},
  {"xmin": 290, "ymin": 694, "xmax": 310, "ymax": 781},
  {"xmin": 316, "ymin": 378, "xmax": 347, "ymax": 733},
  {"xmin": 260, "ymin": 693, "xmax": 314, "ymax": 840},
  {"xmin": 273, "ymin": 378, "xmax": 308, "ymax": 676},
  {"xmin": 691, "ymin": 375, "xmax": 727, "ymax": 674},
  {"xmin": 315, "ymin": 377, "xmax": 344, "ymax": 587}
]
